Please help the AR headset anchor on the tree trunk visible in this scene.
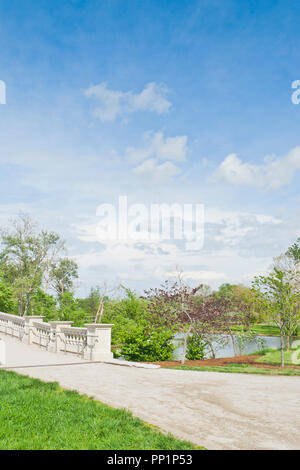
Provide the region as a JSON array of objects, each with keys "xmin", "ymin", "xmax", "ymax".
[
  {"xmin": 280, "ymin": 333, "xmax": 285, "ymax": 367},
  {"xmin": 230, "ymin": 332, "xmax": 238, "ymax": 356},
  {"xmin": 206, "ymin": 339, "xmax": 216, "ymax": 359},
  {"xmin": 286, "ymin": 336, "xmax": 290, "ymax": 352},
  {"xmin": 18, "ymin": 301, "xmax": 23, "ymax": 317},
  {"xmin": 24, "ymin": 296, "xmax": 30, "ymax": 317},
  {"xmin": 95, "ymin": 299, "xmax": 104, "ymax": 323},
  {"xmin": 181, "ymin": 328, "xmax": 191, "ymax": 364}
]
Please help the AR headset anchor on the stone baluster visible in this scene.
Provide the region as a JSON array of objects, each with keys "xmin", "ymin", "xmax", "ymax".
[
  {"xmin": 23, "ymin": 316, "xmax": 45, "ymax": 345},
  {"xmin": 48, "ymin": 321, "xmax": 74, "ymax": 353}
]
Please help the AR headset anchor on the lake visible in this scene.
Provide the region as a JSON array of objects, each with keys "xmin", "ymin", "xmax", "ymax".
[{"xmin": 172, "ymin": 333, "xmax": 295, "ymax": 360}]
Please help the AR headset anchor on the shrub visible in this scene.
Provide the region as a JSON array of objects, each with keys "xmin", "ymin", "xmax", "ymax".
[
  {"xmin": 120, "ymin": 325, "xmax": 175, "ymax": 362},
  {"xmin": 186, "ymin": 334, "xmax": 207, "ymax": 360}
]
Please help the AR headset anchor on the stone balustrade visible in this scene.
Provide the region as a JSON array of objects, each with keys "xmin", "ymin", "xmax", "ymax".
[{"xmin": 0, "ymin": 312, "xmax": 113, "ymax": 361}]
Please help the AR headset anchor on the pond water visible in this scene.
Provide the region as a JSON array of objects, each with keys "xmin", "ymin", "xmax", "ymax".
[{"xmin": 172, "ymin": 333, "xmax": 292, "ymax": 360}]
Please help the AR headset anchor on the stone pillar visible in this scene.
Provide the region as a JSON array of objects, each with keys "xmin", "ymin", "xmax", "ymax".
[
  {"xmin": 23, "ymin": 316, "xmax": 45, "ymax": 345},
  {"xmin": 84, "ymin": 324, "xmax": 114, "ymax": 361},
  {"xmin": 48, "ymin": 321, "xmax": 73, "ymax": 353},
  {"xmin": 0, "ymin": 339, "xmax": 5, "ymax": 365}
]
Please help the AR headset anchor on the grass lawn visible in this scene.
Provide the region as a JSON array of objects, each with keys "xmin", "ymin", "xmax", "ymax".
[
  {"xmin": 255, "ymin": 348, "xmax": 300, "ymax": 366},
  {"xmin": 169, "ymin": 347, "xmax": 300, "ymax": 376},
  {"xmin": 232, "ymin": 323, "xmax": 300, "ymax": 337},
  {"xmin": 0, "ymin": 370, "xmax": 200, "ymax": 450},
  {"xmin": 232, "ymin": 324, "xmax": 281, "ymax": 336},
  {"xmin": 171, "ymin": 363, "xmax": 300, "ymax": 376}
]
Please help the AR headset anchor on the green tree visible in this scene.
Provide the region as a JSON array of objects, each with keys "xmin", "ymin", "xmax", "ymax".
[
  {"xmin": 118, "ymin": 286, "xmax": 148, "ymax": 320},
  {"xmin": 0, "ymin": 278, "xmax": 15, "ymax": 313},
  {"xmin": 58, "ymin": 292, "xmax": 89, "ymax": 326},
  {"xmin": 50, "ymin": 258, "xmax": 78, "ymax": 295},
  {"xmin": 102, "ymin": 288, "xmax": 148, "ymax": 345},
  {"xmin": 0, "ymin": 215, "xmax": 66, "ymax": 316},
  {"xmin": 30, "ymin": 289, "xmax": 57, "ymax": 321},
  {"xmin": 215, "ymin": 283, "xmax": 238, "ymax": 300},
  {"xmin": 252, "ymin": 269, "xmax": 300, "ymax": 366},
  {"xmin": 77, "ymin": 286, "xmax": 104, "ymax": 321},
  {"xmin": 286, "ymin": 237, "xmax": 300, "ymax": 262}
]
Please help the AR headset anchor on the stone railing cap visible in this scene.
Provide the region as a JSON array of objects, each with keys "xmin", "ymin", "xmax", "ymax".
[
  {"xmin": 0, "ymin": 312, "xmax": 26, "ymax": 319},
  {"xmin": 24, "ymin": 316, "xmax": 45, "ymax": 319},
  {"xmin": 84, "ymin": 323, "xmax": 114, "ymax": 328},
  {"xmin": 33, "ymin": 321, "xmax": 51, "ymax": 328}
]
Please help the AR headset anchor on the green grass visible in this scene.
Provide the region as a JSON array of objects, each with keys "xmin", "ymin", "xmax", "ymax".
[
  {"xmin": 170, "ymin": 364, "xmax": 300, "ymax": 376},
  {"xmin": 255, "ymin": 348, "xmax": 300, "ymax": 366},
  {"xmin": 0, "ymin": 370, "xmax": 200, "ymax": 450},
  {"xmin": 169, "ymin": 347, "xmax": 300, "ymax": 376},
  {"xmin": 232, "ymin": 323, "xmax": 300, "ymax": 337},
  {"xmin": 232, "ymin": 324, "xmax": 281, "ymax": 336}
]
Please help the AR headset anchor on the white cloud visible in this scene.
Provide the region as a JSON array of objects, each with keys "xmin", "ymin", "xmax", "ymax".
[
  {"xmin": 167, "ymin": 269, "xmax": 227, "ymax": 282},
  {"xmin": 128, "ymin": 82, "xmax": 171, "ymax": 114},
  {"xmin": 84, "ymin": 82, "xmax": 172, "ymax": 122},
  {"xmin": 84, "ymin": 83, "xmax": 123, "ymax": 122},
  {"xmin": 73, "ymin": 205, "xmax": 296, "ymax": 292},
  {"xmin": 204, "ymin": 207, "xmax": 282, "ymax": 248},
  {"xmin": 133, "ymin": 158, "xmax": 181, "ymax": 183},
  {"xmin": 212, "ymin": 146, "xmax": 300, "ymax": 189},
  {"xmin": 126, "ymin": 131, "xmax": 188, "ymax": 163}
]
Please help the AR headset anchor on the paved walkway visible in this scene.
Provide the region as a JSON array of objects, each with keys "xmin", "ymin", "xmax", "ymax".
[{"xmin": 1, "ymin": 334, "xmax": 300, "ymax": 450}]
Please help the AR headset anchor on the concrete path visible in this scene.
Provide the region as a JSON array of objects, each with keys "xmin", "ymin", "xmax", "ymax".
[{"xmin": 1, "ymin": 334, "xmax": 300, "ymax": 450}]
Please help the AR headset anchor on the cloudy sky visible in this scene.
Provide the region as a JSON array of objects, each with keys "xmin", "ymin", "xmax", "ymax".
[{"xmin": 0, "ymin": 0, "xmax": 300, "ymax": 295}]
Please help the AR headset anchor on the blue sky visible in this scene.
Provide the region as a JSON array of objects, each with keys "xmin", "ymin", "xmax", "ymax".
[{"xmin": 0, "ymin": 0, "xmax": 300, "ymax": 295}]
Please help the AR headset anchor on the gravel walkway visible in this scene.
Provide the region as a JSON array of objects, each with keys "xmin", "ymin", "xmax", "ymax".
[{"xmin": 1, "ymin": 334, "xmax": 300, "ymax": 450}]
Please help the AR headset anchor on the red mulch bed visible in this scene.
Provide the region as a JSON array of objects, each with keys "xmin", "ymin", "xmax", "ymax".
[{"xmin": 148, "ymin": 355, "xmax": 300, "ymax": 370}]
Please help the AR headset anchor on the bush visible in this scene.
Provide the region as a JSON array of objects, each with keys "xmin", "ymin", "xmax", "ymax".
[
  {"xmin": 102, "ymin": 289, "xmax": 149, "ymax": 345},
  {"xmin": 107, "ymin": 314, "xmax": 138, "ymax": 345},
  {"xmin": 112, "ymin": 348, "xmax": 122, "ymax": 359},
  {"xmin": 58, "ymin": 292, "xmax": 89, "ymax": 326},
  {"xmin": 0, "ymin": 280, "xmax": 15, "ymax": 313},
  {"xmin": 120, "ymin": 325, "xmax": 175, "ymax": 362},
  {"xmin": 186, "ymin": 334, "xmax": 207, "ymax": 360}
]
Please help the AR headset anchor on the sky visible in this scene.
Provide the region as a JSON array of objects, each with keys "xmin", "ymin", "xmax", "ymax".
[{"xmin": 0, "ymin": 0, "xmax": 300, "ymax": 296}]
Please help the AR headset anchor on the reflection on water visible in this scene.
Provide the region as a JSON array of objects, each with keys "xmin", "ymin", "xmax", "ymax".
[{"xmin": 172, "ymin": 334, "xmax": 287, "ymax": 360}]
